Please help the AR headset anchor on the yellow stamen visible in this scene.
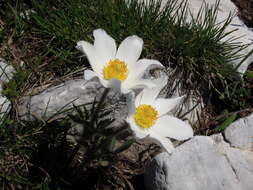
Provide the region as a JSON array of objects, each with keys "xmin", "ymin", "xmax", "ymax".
[
  {"xmin": 103, "ymin": 59, "xmax": 128, "ymax": 81},
  {"xmin": 134, "ymin": 104, "xmax": 158, "ymax": 129}
]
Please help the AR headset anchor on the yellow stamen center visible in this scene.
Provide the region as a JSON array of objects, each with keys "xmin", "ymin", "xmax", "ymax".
[
  {"xmin": 134, "ymin": 104, "xmax": 158, "ymax": 129},
  {"xmin": 103, "ymin": 59, "xmax": 128, "ymax": 81}
]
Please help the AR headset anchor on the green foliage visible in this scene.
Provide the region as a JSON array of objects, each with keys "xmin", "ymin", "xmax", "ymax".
[
  {"xmin": 0, "ymin": 113, "xmax": 72, "ymax": 189},
  {"xmin": 0, "ymin": 0, "xmax": 251, "ymax": 116},
  {"xmin": 215, "ymin": 113, "xmax": 237, "ymax": 132},
  {"xmin": 65, "ymin": 89, "xmax": 135, "ymax": 187},
  {"xmin": 2, "ymin": 0, "xmax": 249, "ymax": 94},
  {"xmin": 2, "ymin": 68, "xmax": 30, "ymax": 101},
  {"xmin": 245, "ymin": 70, "xmax": 253, "ymax": 79},
  {"xmin": 218, "ymin": 80, "xmax": 251, "ymax": 111},
  {"xmin": 0, "ymin": 89, "xmax": 134, "ymax": 189}
]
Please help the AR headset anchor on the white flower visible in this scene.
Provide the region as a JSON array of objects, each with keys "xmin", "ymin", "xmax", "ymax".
[
  {"xmin": 76, "ymin": 29, "xmax": 163, "ymax": 93},
  {"xmin": 126, "ymin": 79, "xmax": 193, "ymax": 153}
]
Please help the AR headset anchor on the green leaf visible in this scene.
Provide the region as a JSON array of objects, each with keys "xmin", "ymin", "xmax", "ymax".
[
  {"xmin": 215, "ymin": 114, "xmax": 237, "ymax": 132},
  {"xmin": 245, "ymin": 70, "xmax": 253, "ymax": 79},
  {"xmin": 68, "ymin": 114, "xmax": 83, "ymax": 124},
  {"xmin": 107, "ymin": 136, "xmax": 117, "ymax": 152},
  {"xmin": 113, "ymin": 139, "xmax": 135, "ymax": 154},
  {"xmin": 73, "ymin": 104, "xmax": 84, "ymax": 118},
  {"xmin": 90, "ymin": 97, "xmax": 97, "ymax": 115},
  {"xmin": 83, "ymin": 106, "xmax": 90, "ymax": 120},
  {"xmin": 99, "ymin": 109, "xmax": 113, "ymax": 119},
  {"xmin": 97, "ymin": 118, "xmax": 115, "ymax": 129}
]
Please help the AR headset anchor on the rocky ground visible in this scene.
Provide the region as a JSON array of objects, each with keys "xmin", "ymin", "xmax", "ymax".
[{"xmin": 145, "ymin": 113, "xmax": 253, "ymax": 190}]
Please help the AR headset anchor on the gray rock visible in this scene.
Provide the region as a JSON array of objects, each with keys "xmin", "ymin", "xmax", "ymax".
[
  {"xmin": 0, "ymin": 96, "xmax": 11, "ymax": 122},
  {"xmin": 18, "ymin": 78, "xmax": 129, "ymax": 120},
  {"xmin": 0, "ymin": 58, "xmax": 14, "ymax": 122},
  {"xmin": 224, "ymin": 113, "xmax": 253, "ymax": 150},
  {"xmin": 19, "ymin": 79, "xmax": 101, "ymax": 119},
  {"xmin": 145, "ymin": 135, "xmax": 253, "ymax": 190},
  {"xmin": 0, "ymin": 58, "xmax": 15, "ymax": 83}
]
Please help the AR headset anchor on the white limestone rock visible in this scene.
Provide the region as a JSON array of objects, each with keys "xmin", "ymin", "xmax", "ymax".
[
  {"xmin": 0, "ymin": 58, "xmax": 14, "ymax": 122},
  {"xmin": 0, "ymin": 58, "xmax": 15, "ymax": 83},
  {"xmin": 224, "ymin": 113, "xmax": 253, "ymax": 150},
  {"xmin": 145, "ymin": 135, "xmax": 253, "ymax": 190},
  {"xmin": 18, "ymin": 78, "xmax": 133, "ymax": 121},
  {"xmin": 18, "ymin": 79, "xmax": 107, "ymax": 120},
  {"xmin": 0, "ymin": 95, "xmax": 11, "ymax": 122}
]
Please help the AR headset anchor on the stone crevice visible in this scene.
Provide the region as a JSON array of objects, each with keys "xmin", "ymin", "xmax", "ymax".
[{"xmin": 223, "ymin": 153, "xmax": 240, "ymax": 182}]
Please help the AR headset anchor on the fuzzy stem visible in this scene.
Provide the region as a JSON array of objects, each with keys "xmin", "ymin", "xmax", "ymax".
[{"xmin": 90, "ymin": 88, "xmax": 110, "ymax": 128}]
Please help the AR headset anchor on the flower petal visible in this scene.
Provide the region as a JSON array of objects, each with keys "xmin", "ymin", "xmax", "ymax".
[
  {"xmin": 127, "ymin": 117, "xmax": 148, "ymax": 139},
  {"xmin": 76, "ymin": 41, "xmax": 102, "ymax": 75},
  {"xmin": 152, "ymin": 115, "xmax": 193, "ymax": 140},
  {"xmin": 123, "ymin": 79, "xmax": 156, "ymax": 97},
  {"xmin": 148, "ymin": 132, "xmax": 175, "ymax": 153},
  {"xmin": 153, "ymin": 96, "xmax": 185, "ymax": 117},
  {"xmin": 129, "ymin": 59, "xmax": 164, "ymax": 80},
  {"xmin": 123, "ymin": 59, "xmax": 165, "ymax": 93},
  {"xmin": 134, "ymin": 77, "xmax": 168, "ymax": 106},
  {"xmin": 93, "ymin": 29, "xmax": 117, "ymax": 65},
  {"xmin": 116, "ymin": 35, "xmax": 143, "ymax": 69},
  {"xmin": 84, "ymin": 69, "xmax": 97, "ymax": 81}
]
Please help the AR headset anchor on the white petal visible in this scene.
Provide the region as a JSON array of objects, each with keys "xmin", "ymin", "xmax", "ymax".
[
  {"xmin": 93, "ymin": 29, "xmax": 117, "ymax": 65},
  {"xmin": 84, "ymin": 70, "xmax": 97, "ymax": 81},
  {"xmin": 126, "ymin": 91, "xmax": 136, "ymax": 116},
  {"xmin": 134, "ymin": 78, "xmax": 168, "ymax": 106},
  {"xmin": 116, "ymin": 35, "xmax": 143, "ymax": 69},
  {"xmin": 153, "ymin": 96, "xmax": 185, "ymax": 117},
  {"xmin": 123, "ymin": 59, "xmax": 165, "ymax": 93},
  {"xmin": 128, "ymin": 59, "xmax": 164, "ymax": 80},
  {"xmin": 151, "ymin": 75, "xmax": 168, "ymax": 89},
  {"xmin": 127, "ymin": 117, "xmax": 148, "ymax": 139},
  {"xmin": 148, "ymin": 132, "xmax": 175, "ymax": 153},
  {"xmin": 76, "ymin": 41, "xmax": 102, "ymax": 74},
  {"xmin": 134, "ymin": 89, "xmax": 144, "ymax": 107},
  {"xmin": 122, "ymin": 79, "xmax": 156, "ymax": 96},
  {"xmin": 152, "ymin": 115, "xmax": 193, "ymax": 140}
]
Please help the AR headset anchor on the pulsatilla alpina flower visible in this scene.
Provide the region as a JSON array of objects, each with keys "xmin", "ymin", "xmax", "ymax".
[
  {"xmin": 76, "ymin": 29, "xmax": 163, "ymax": 93},
  {"xmin": 126, "ymin": 80, "xmax": 193, "ymax": 153}
]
